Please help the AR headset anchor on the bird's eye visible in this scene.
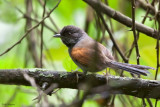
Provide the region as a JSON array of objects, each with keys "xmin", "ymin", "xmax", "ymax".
[{"xmin": 68, "ymin": 32, "xmax": 71, "ymax": 35}]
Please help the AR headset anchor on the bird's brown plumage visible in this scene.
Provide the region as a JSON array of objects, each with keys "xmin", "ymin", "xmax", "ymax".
[{"xmin": 71, "ymin": 47, "xmax": 91, "ymax": 67}]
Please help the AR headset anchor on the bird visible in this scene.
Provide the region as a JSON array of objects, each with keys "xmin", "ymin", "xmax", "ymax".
[{"xmin": 53, "ymin": 25, "xmax": 154, "ymax": 76}]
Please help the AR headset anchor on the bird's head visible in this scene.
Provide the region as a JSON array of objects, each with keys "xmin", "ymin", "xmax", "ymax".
[{"xmin": 54, "ymin": 25, "xmax": 85, "ymax": 47}]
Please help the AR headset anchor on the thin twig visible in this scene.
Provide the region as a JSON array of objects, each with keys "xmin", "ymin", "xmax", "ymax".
[
  {"xmin": 154, "ymin": 0, "xmax": 160, "ymax": 80},
  {"xmin": 25, "ymin": 0, "xmax": 40, "ymax": 67},
  {"xmin": 16, "ymin": 7, "xmax": 57, "ymax": 33},
  {"xmin": 39, "ymin": 0, "xmax": 60, "ymax": 32},
  {"xmin": 0, "ymin": 0, "xmax": 61, "ymax": 57},
  {"xmin": 155, "ymin": 99, "xmax": 158, "ymax": 107},
  {"xmin": 136, "ymin": 0, "xmax": 155, "ymax": 15},
  {"xmin": 6, "ymin": 86, "xmax": 20, "ymax": 105},
  {"xmin": 142, "ymin": 98, "xmax": 147, "ymax": 107},
  {"xmin": 131, "ymin": 0, "xmax": 140, "ymax": 65},
  {"xmin": 127, "ymin": 0, "xmax": 156, "ymax": 58},
  {"xmin": 40, "ymin": 0, "xmax": 47, "ymax": 68},
  {"xmin": 83, "ymin": 0, "xmax": 158, "ymax": 39},
  {"xmin": 147, "ymin": 98, "xmax": 153, "ymax": 107},
  {"xmin": 98, "ymin": 13, "xmax": 128, "ymax": 62}
]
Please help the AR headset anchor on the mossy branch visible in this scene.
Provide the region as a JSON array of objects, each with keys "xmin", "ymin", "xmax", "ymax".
[{"xmin": 0, "ymin": 69, "xmax": 160, "ymax": 99}]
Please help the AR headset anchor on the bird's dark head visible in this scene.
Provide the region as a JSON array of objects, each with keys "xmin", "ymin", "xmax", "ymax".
[{"xmin": 54, "ymin": 25, "xmax": 85, "ymax": 47}]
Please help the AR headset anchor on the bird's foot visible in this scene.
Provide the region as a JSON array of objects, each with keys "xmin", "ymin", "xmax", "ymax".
[
  {"xmin": 72, "ymin": 71, "xmax": 83, "ymax": 83},
  {"xmin": 103, "ymin": 69, "xmax": 110, "ymax": 85}
]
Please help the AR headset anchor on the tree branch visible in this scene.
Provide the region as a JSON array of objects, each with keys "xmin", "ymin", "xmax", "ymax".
[
  {"xmin": 0, "ymin": 69, "xmax": 160, "ymax": 99},
  {"xmin": 135, "ymin": 0, "xmax": 156, "ymax": 15},
  {"xmin": 83, "ymin": 0, "xmax": 158, "ymax": 39},
  {"xmin": 0, "ymin": 0, "xmax": 61, "ymax": 57}
]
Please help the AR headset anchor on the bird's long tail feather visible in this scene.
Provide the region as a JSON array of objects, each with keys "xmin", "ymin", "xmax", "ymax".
[{"xmin": 108, "ymin": 61, "xmax": 154, "ymax": 76}]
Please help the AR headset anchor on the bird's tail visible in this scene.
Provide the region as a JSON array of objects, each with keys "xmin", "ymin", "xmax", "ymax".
[{"xmin": 108, "ymin": 61, "xmax": 154, "ymax": 76}]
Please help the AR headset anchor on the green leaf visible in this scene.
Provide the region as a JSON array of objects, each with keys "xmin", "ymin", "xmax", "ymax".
[{"xmin": 62, "ymin": 55, "xmax": 78, "ymax": 72}]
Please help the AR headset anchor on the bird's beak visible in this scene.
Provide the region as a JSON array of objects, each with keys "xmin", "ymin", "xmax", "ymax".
[{"xmin": 53, "ymin": 34, "xmax": 61, "ymax": 38}]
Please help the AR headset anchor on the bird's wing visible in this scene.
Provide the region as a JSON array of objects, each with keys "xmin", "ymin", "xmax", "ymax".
[{"xmin": 98, "ymin": 43, "xmax": 114, "ymax": 60}]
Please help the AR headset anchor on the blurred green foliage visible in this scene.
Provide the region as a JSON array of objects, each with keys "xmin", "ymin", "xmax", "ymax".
[{"xmin": 0, "ymin": 0, "xmax": 159, "ymax": 107}]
